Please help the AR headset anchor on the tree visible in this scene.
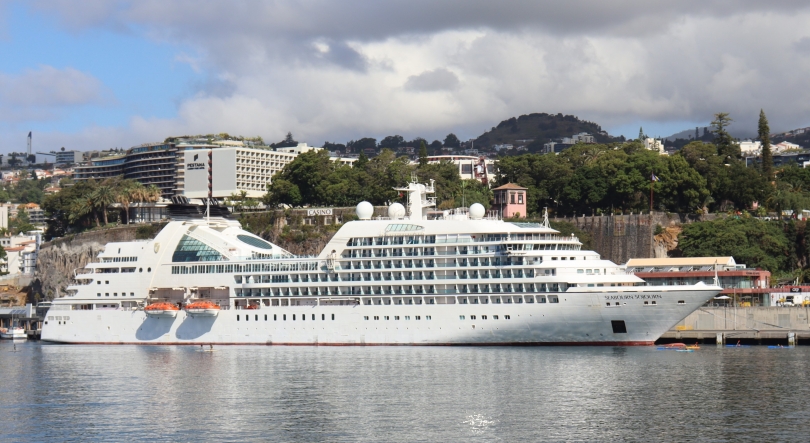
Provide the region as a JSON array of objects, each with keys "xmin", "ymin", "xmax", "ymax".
[
  {"xmin": 638, "ymin": 127, "xmax": 644, "ymax": 141},
  {"xmin": 679, "ymin": 218, "xmax": 793, "ymax": 273},
  {"xmin": 92, "ymin": 185, "xmax": 116, "ymax": 225},
  {"xmin": 379, "ymin": 135, "xmax": 405, "ymax": 150},
  {"xmin": 443, "ymin": 133, "xmax": 461, "ymax": 149},
  {"xmin": 418, "ymin": 141, "xmax": 428, "ymax": 167},
  {"xmin": 711, "ymin": 112, "xmax": 739, "ymax": 160},
  {"xmin": 10, "ymin": 208, "xmax": 35, "ymax": 234},
  {"xmin": 759, "ymin": 109, "xmax": 773, "ymax": 182}
]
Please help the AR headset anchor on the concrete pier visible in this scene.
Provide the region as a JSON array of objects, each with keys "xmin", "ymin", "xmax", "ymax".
[{"xmin": 660, "ymin": 306, "xmax": 810, "ymax": 344}]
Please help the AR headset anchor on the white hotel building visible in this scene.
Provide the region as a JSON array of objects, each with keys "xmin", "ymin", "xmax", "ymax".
[{"xmin": 183, "ymin": 143, "xmax": 355, "ymax": 199}]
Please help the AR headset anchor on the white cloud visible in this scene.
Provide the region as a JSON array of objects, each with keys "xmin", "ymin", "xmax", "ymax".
[
  {"xmin": 0, "ymin": 65, "xmax": 112, "ymax": 125},
  {"xmin": 16, "ymin": 1, "xmax": 810, "ymax": 147}
]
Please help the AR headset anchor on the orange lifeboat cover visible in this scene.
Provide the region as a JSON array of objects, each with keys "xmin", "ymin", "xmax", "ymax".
[
  {"xmin": 145, "ymin": 302, "xmax": 180, "ymax": 311},
  {"xmin": 185, "ymin": 301, "xmax": 221, "ymax": 310}
]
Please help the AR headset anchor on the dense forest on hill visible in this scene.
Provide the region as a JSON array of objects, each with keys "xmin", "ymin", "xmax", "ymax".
[{"xmin": 474, "ymin": 113, "xmax": 622, "ymax": 151}]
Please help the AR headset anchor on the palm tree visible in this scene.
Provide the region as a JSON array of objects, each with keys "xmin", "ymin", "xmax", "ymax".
[
  {"xmin": 70, "ymin": 196, "xmax": 96, "ymax": 227},
  {"xmin": 144, "ymin": 185, "xmax": 162, "ymax": 203},
  {"xmin": 126, "ymin": 182, "xmax": 146, "ymax": 223},
  {"xmin": 92, "ymin": 185, "xmax": 116, "ymax": 226}
]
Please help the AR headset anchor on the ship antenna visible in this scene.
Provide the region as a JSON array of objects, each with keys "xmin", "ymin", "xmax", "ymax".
[{"xmin": 542, "ymin": 207, "xmax": 550, "ymax": 229}]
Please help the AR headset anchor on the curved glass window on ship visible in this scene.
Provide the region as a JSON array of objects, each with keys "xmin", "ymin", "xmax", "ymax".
[
  {"xmin": 237, "ymin": 234, "xmax": 274, "ymax": 250},
  {"xmin": 385, "ymin": 224, "xmax": 424, "ymax": 232},
  {"xmin": 172, "ymin": 235, "xmax": 224, "ymax": 262}
]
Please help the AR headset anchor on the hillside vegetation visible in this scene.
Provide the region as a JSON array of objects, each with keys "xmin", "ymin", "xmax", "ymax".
[{"xmin": 474, "ymin": 113, "xmax": 621, "ymax": 151}]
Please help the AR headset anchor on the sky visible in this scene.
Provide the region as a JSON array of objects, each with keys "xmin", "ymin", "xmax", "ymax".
[{"xmin": 1, "ymin": 0, "xmax": 810, "ymax": 155}]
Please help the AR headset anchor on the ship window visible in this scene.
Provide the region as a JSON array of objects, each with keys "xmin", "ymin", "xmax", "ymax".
[
  {"xmin": 237, "ymin": 315, "xmax": 240, "ymax": 321},
  {"xmin": 105, "ymin": 293, "xmax": 109, "ymax": 297},
  {"xmin": 274, "ymin": 314, "xmax": 277, "ymax": 320},
  {"xmin": 482, "ymin": 315, "xmax": 487, "ymax": 320},
  {"xmin": 97, "ymin": 281, "xmax": 101, "ymax": 285},
  {"xmin": 237, "ymin": 234, "xmax": 274, "ymax": 250},
  {"xmin": 395, "ymin": 316, "xmax": 400, "ymax": 320},
  {"xmin": 415, "ymin": 316, "xmax": 421, "ymax": 320},
  {"xmin": 139, "ymin": 268, "xmax": 142, "ymax": 272},
  {"xmin": 678, "ymin": 300, "xmax": 685, "ymax": 305},
  {"xmin": 606, "ymin": 303, "xmax": 611, "ymax": 307},
  {"xmin": 405, "ymin": 316, "xmax": 411, "ymax": 320},
  {"xmin": 651, "ymin": 301, "xmax": 657, "ymax": 305},
  {"xmin": 493, "ymin": 315, "xmax": 499, "ymax": 320},
  {"xmin": 332, "ymin": 314, "xmax": 335, "ymax": 320},
  {"xmin": 292, "ymin": 314, "xmax": 296, "ymax": 320},
  {"xmin": 550, "ymin": 297, "xmax": 559, "ymax": 303},
  {"xmin": 255, "ymin": 315, "xmax": 259, "ymax": 321},
  {"xmin": 312, "ymin": 314, "xmax": 315, "ymax": 320},
  {"xmin": 322, "ymin": 314, "xmax": 325, "ymax": 320},
  {"xmin": 459, "ymin": 315, "xmax": 465, "ymax": 320},
  {"xmin": 505, "ymin": 315, "xmax": 511, "ymax": 319},
  {"xmin": 97, "ymin": 293, "xmax": 101, "ymax": 297},
  {"xmin": 147, "ymin": 268, "xmax": 151, "ymax": 272},
  {"xmin": 113, "ymin": 293, "xmax": 117, "ymax": 297},
  {"xmin": 384, "ymin": 316, "xmax": 389, "ymax": 320},
  {"xmin": 364, "ymin": 316, "xmax": 369, "ymax": 320},
  {"xmin": 426, "ymin": 316, "xmax": 431, "ymax": 320},
  {"xmin": 644, "ymin": 301, "xmax": 649, "ymax": 305},
  {"xmin": 172, "ymin": 235, "xmax": 224, "ymax": 262},
  {"xmin": 470, "ymin": 315, "xmax": 476, "ymax": 320},
  {"xmin": 611, "ymin": 320, "xmax": 627, "ymax": 334},
  {"xmin": 374, "ymin": 316, "xmax": 379, "ymax": 320},
  {"xmin": 245, "ymin": 315, "xmax": 249, "ymax": 321},
  {"xmin": 265, "ymin": 314, "xmax": 267, "ymax": 321}
]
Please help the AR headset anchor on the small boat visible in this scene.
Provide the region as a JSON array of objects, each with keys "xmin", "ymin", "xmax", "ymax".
[
  {"xmin": 767, "ymin": 345, "xmax": 794, "ymax": 349},
  {"xmin": 0, "ymin": 327, "xmax": 26, "ymax": 340},
  {"xmin": 144, "ymin": 302, "xmax": 180, "ymax": 318},
  {"xmin": 725, "ymin": 344, "xmax": 751, "ymax": 348},
  {"xmin": 185, "ymin": 301, "xmax": 220, "ymax": 317},
  {"xmin": 656, "ymin": 343, "xmax": 687, "ymax": 350}
]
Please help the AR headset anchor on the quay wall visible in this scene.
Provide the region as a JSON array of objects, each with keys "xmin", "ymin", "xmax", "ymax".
[
  {"xmin": 673, "ymin": 307, "xmax": 810, "ymax": 332},
  {"xmin": 554, "ymin": 212, "xmax": 720, "ymax": 264}
]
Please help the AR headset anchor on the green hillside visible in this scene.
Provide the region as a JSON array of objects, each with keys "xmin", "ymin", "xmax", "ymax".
[{"xmin": 473, "ymin": 113, "xmax": 621, "ymax": 151}]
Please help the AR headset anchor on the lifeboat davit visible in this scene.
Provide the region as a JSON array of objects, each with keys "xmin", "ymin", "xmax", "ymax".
[
  {"xmin": 144, "ymin": 302, "xmax": 180, "ymax": 318},
  {"xmin": 185, "ymin": 301, "xmax": 221, "ymax": 317}
]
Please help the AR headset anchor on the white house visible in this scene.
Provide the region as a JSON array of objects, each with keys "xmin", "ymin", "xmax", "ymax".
[{"xmin": 643, "ymin": 138, "xmax": 665, "ymax": 154}]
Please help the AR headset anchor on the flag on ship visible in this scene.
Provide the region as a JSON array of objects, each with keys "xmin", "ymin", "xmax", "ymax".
[{"xmin": 651, "ymin": 173, "xmax": 659, "ymax": 182}]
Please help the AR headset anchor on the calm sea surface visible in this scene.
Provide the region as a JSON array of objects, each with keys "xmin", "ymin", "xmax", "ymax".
[{"xmin": 2, "ymin": 342, "xmax": 810, "ymax": 442}]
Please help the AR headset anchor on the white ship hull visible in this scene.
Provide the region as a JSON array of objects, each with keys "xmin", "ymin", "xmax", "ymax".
[{"xmin": 42, "ymin": 288, "xmax": 715, "ymax": 346}]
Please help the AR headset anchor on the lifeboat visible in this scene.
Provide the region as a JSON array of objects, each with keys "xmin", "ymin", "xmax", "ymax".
[
  {"xmin": 144, "ymin": 302, "xmax": 180, "ymax": 318},
  {"xmin": 185, "ymin": 301, "xmax": 220, "ymax": 317}
]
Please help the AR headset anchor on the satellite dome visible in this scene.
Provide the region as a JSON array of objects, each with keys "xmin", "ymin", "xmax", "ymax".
[
  {"xmin": 356, "ymin": 201, "xmax": 374, "ymax": 220},
  {"xmin": 469, "ymin": 203, "xmax": 485, "ymax": 220},
  {"xmin": 388, "ymin": 202, "xmax": 406, "ymax": 219}
]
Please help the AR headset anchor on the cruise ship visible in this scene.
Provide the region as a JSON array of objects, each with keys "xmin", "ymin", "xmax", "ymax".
[{"xmin": 42, "ymin": 179, "xmax": 721, "ymax": 345}]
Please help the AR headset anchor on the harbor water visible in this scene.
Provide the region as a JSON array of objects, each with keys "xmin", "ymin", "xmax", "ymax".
[{"xmin": 2, "ymin": 342, "xmax": 810, "ymax": 442}]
